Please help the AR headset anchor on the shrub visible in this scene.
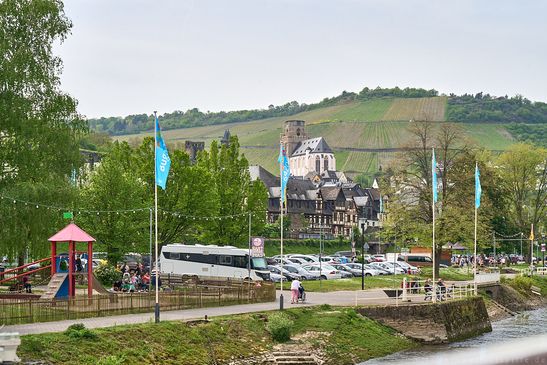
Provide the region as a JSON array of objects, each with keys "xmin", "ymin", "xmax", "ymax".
[
  {"xmin": 266, "ymin": 313, "xmax": 293, "ymax": 342},
  {"xmin": 64, "ymin": 323, "xmax": 97, "ymax": 339},
  {"xmin": 94, "ymin": 263, "xmax": 121, "ymax": 287},
  {"xmin": 508, "ymin": 275, "xmax": 533, "ymax": 294}
]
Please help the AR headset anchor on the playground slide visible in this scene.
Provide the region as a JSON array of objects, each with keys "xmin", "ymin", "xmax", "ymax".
[
  {"xmin": 40, "ymin": 273, "xmax": 69, "ymax": 300},
  {"xmin": 91, "ymin": 274, "xmax": 112, "ymax": 294}
]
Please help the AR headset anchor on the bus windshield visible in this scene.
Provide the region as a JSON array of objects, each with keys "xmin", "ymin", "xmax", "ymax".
[{"xmin": 251, "ymin": 257, "xmax": 268, "ymax": 270}]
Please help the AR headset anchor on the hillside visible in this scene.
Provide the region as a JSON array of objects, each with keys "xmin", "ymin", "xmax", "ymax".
[{"xmin": 114, "ymin": 96, "xmax": 521, "ymax": 177}]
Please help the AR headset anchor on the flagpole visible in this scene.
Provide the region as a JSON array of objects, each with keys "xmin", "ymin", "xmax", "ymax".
[
  {"xmin": 473, "ymin": 192, "xmax": 478, "ymax": 295},
  {"xmin": 432, "ymin": 190, "xmax": 436, "ymax": 303},
  {"xmin": 154, "ymin": 111, "xmax": 160, "ymax": 323},
  {"xmin": 473, "ymin": 162, "xmax": 479, "ymax": 295},
  {"xmin": 432, "ymin": 148, "xmax": 436, "ymax": 303},
  {"xmin": 279, "ymin": 142, "xmax": 284, "ymax": 310}
]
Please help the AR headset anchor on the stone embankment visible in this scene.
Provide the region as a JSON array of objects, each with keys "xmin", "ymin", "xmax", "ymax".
[{"xmin": 357, "ymin": 297, "xmax": 492, "ymax": 344}]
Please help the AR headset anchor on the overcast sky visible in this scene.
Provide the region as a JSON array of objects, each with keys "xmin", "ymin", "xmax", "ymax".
[{"xmin": 56, "ymin": 0, "xmax": 547, "ymax": 118}]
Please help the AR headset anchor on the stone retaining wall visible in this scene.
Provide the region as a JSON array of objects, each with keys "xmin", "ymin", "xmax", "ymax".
[{"xmin": 357, "ymin": 297, "xmax": 491, "ymax": 344}]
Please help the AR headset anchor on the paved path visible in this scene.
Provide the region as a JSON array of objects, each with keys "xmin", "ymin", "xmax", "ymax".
[{"xmin": 3, "ymin": 289, "xmax": 409, "ymax": 335}]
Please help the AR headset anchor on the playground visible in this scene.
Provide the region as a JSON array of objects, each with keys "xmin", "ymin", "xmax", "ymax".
[{"xmin": 0, "ymin": 223, "xmax": 275, "ymax": 326}]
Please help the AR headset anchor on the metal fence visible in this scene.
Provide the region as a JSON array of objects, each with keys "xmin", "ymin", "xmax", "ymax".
[{"xmin": 0, "ymin": 280, "xmax": 275, "ymax": 326}]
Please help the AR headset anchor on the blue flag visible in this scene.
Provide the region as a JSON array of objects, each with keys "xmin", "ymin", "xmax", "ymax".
[
  {"xmin": 278, "ymin": 144, "xmax": 290, "ymax": 202},
  {"xmin": 475, "ymin": 163, "xmax": 481, "ymax": 209},
  {"xmin": 432, "ymin": 148, "xmax": 438, "ymax": 203},
  {"xmin": 155, "ymin": 117, "xmax": 171, "ymax": 190}
]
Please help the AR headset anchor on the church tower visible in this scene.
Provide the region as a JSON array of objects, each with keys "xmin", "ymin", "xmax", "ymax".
[{"xmin": 280, "ymin": 120, "xmax": 307, "ymax": 157}]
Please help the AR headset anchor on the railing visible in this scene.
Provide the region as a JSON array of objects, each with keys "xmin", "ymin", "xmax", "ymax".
[
  {"xmin": 353, "ymin": 278, "xmax": 475, "ymax": 306},
  {"xmin": 0, "ymin": 258, "xmax": 51, "ymax": 286},
  {"xmin": 475, "ymin": 271, "xmax": 501, "ymax": 284},
  {"xmin": 0, "ymin": 281, "xmax": 276, "ymax": 326},
  {"xmin": 535, "ymin": 267, "xmax": 546, "ymax": 275}
]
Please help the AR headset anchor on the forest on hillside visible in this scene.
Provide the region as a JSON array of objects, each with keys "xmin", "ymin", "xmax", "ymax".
[
  {"xmin": 87, "ymin": 87, "xmax": 438, "ymax": 135},
  {"xmin": 87, "ymin": 87, "xmax": 547, "ymax": 138}
]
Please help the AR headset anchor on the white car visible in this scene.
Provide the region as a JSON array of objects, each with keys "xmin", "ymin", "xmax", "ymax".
[
  {"xmin": 288, "ymin": 254, "xmax": 319, "ymax": 263},
  {"xmin": 269, "ymin": 272, "xmax": 284, "ymax": 283},
  {"xmin": 344, "ymin": 263, "xmax": 380, "ymax": 276},
  {"xmin": 301, "ymin": 264, "xmax": 342, "ymax": 280},
  {"xmin": 378, "ymin": 262, "xmax": 405, "ymax": 274},
  {"xmin": 395, "ymin": 261, "xmax": 420, "ymax": 274},
  {"xmin": 287, "ymin": 257, "xmax": 309, "ymax": 265}
]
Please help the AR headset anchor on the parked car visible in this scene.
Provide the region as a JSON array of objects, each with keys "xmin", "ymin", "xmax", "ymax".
[
  {"xmin": 338, "ymin": 263, "xmax": 379, "ymax": 276},
  {"xmin": 268, "ymin": 265, "xmax": 302, "ymax": 281},
  {"xmin": 288, "ymin": 254, "xmax": 319, "ymax": 263},
  {"xmin": 377, "ymin": 262, "xmax": 405, "ymax": 274},
  {"xmin": 395, "ymin": 261, "xmax": 420, "ymax": 274},
  {"xmin": 372, "ymin": 254, "xmax": 386, "ymax": 262},
  {"xmin": 283, "ymin": 264, "xmax": 318, "ymax": 280},
  {"xmin": 367, "ymin": 262, "xmax": 393, "ymax": 275},
  {"xmin": 269, "ymin": 272, "xmax": 284, "ymax": 283},
  {"xmin": 301, "ymin": 264, "xmax": 341, "ymax": 280},
  {"xmin": 329, "ymin": 264, "xmax": 354, "ymax": 278},
  {"xmin": 399, "ymin": 254, "xmax": 433, "ymax": 267},
  {"xmin": 287, "ymin": 257, "xmax": 309, "ymax": 265},
  {"xmin": 332, "ymin": 263, "xmax": 376, "ymax": 277}
]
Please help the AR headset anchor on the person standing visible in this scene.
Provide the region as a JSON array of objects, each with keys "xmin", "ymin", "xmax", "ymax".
[{"xmin": 290, "ymin": 278, "xmax": 301, "ymax": 304}]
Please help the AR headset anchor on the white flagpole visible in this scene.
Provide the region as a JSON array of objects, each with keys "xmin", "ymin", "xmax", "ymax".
[
  {"xmin": 154, "ymin": 111, "xmax": 160, "ymax": 323},
  {"xmin": 473, "ymin": 162, "xmax": 478, "ymax": 295},
  {"xmin": 432, "ymin": 148, "xmax": 436, "ymax": 303}
]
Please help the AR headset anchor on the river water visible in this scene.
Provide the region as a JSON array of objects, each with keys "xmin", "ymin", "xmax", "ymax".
[{"xmin": 360, "ymin": 307, "xmax": 547, "ymax": 364}]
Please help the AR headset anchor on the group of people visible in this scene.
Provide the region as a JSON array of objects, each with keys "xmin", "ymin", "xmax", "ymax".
[{"xmin": 111, "ymin": 262, "xmax": 151, "ymax": 293}]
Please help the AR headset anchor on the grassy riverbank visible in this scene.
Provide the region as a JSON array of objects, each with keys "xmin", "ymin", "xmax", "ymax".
[
  {"xmin": 277, "ymin": 267, "xmax": 473, "ymax": 292},
  {"xmin": 18, "ymin": 305, "xmax": 415, "ymax": 365}
]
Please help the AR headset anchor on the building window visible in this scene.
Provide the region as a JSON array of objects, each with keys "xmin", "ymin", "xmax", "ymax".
[
  {"xmin": 324, "ymin": 158, "xmax": 328, "ymax": 171},
  {"xmin": 315, "ymin": 156, "xmax": 321, "ymax": 173}
]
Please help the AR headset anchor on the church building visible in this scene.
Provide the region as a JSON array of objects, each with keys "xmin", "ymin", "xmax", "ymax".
[{"xmin": 280, "ymin": 120, "xmax": 336, "ymax": 177}]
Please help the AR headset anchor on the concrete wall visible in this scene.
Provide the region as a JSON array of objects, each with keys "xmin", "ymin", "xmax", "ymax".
[{"xmin": 357, "ymin": 297, "xmax": 492, "ymax": 344}]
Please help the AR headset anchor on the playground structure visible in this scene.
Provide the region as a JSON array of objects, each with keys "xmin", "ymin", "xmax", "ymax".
[{"xmin": 0, "ymin": 223, "xmax": 106, "ymax": 299}]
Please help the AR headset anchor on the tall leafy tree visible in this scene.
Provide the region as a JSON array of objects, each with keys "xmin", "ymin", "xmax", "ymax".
[
  {"xmin": 0, "ymin": 0, "xmax": 85, "ymax": 262},
  {"xmin": 199, "ymin": 137, "xmax": 267, "ymax": 245},
  {"xmin": 497, "ymin": 144, "xmax": 547, "ymax": 239},
  {"xmin": 79, "ymin": 142, "xmax": 148, "ymax": 264}
]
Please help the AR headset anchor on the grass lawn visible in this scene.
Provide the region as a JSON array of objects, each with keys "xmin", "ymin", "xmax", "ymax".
[
  {"xmin": 276, "ymin": 267, "xmax": 474, "ymax": 292},
  {"xmin": 18, "ymin": 305, "xmax": 415, "ymax": 365}
]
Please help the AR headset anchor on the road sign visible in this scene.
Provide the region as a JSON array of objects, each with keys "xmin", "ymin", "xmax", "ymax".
[
  {"xmin": 363, "ymin": 243, "xmax": 370, "ymax": 251},
  {"xmin": 542, "ymin": 244, "xmax": 546, "ymax": 252}
]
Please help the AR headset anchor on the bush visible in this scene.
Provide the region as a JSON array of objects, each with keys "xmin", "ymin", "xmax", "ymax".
[
  {"xmin": 64, "ymin": 323, "xmax": 97, "ymax": 339},
  {"xmin": 508, "ymin": 275, "xmax": 533, "ymax": 294},
  {"xmin": 94, "ymin": 263, "xmax": 121, "ymax": 287},
  {"xmin": 266, "ymin": 313, "xmax": 293, "ymax": 342}
]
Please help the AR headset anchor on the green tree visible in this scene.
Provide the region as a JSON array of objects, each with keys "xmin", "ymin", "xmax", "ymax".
[
  {"xmin": 497, "ymin": 144, "xmax": 547, "ymax": 238},
  {"xmin": 0, "ymin": 0, "xmax": 85, "ymax": 262},
  {"xmin": 199, "ymin": 137, "xmax": 268, "ymax": 245},
  {"xmin": 79, "ymin": 142, "xmax": 148, "ymax": 264}
]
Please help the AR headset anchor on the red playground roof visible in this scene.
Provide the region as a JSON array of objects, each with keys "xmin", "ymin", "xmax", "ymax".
[{"xmin": 48, "ymin": 223, "xmax": 96, "ymax": 242}]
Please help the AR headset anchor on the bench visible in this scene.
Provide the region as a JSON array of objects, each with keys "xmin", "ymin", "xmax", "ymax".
[{"xmin": 531, "ymin": 285, "xmax": 541, "ymax": 296}]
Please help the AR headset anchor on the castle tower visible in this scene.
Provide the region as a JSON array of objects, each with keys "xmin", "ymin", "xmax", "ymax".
[{"xmin": 280, "ymin": 120, "xmax": 307, "ymax": 157}]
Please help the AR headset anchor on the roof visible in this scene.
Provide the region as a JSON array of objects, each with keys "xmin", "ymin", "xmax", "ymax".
[
  {"xmin": 320, "ymin": 186, "xmax": 342, "ymax": 201},
  {"xmin": 354, "ymin": 196, "xmax": 369, "ymax": 207},
  {"xmin": 291, "ymin": 137, "xmax": 333, "ymax": 157},
  {"xmin": 366, "ymin": 188, "xmax": 381, "ymax": 201},
  {"xmin": 48, "ymin": 223, "xmax": 96, "ymax": 242},
  {"xmin": 249, "ymin": 165, "xmax": 279, "ymax": 188}
]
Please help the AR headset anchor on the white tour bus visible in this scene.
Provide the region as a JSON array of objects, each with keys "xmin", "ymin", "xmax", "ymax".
[{"xmin": 159, "ymin": 244, "xmax": 270, "ymax": 281}]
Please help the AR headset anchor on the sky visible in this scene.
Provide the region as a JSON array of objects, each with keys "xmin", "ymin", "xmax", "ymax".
[{"xmin": 55, "ymin": 0, "xmax": 547, "ymax": 118}]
